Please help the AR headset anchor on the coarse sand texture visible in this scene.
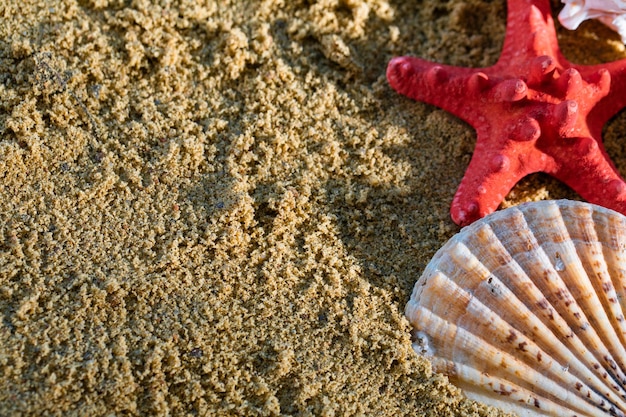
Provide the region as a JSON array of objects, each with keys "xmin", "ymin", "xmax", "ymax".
[{"xmin": 1, "ymin": 0, "xmax": 626, "ymax": 415}]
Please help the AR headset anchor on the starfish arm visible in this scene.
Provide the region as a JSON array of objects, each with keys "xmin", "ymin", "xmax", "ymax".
[
  {"xmin": 551, "ymin": 137, "xmax": 626, "ymax": 216},
  {"xmin": 497, "ymin": 0, "xmax": 563, "ymax": 67},
  {"xmin": 450, "ymin": 131, "xmax": 546, "ymax": 226},
  {"xmin": 387, "ymin": 0, "xmax": 626, "ymax": 225},
  {"xmin": 582, "ymin": 59, "xmax": 626, "ymax": 132},
  {"xmin": 387, "ymin": 56, "xmax": 484, "ymax": 123}
]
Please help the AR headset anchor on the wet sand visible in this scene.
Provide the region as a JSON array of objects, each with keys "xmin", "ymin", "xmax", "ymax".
[{"xmin": 1, "ymin": 0, "xmax": 626, "ymax": 415}]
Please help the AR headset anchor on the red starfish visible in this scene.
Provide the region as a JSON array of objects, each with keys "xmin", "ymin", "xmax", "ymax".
[{"xmin": 387, "ymin": 0, "xmax": 626, "ymax": 226}]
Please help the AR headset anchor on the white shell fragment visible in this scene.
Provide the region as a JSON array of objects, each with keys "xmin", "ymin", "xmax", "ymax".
[
  {"xmin": 559, "ymin": 0, "xmax": 626, "ymax": 43},
  {"xmin": 406, "ymin": 200, "xmax": 626, "ymax": 417}
]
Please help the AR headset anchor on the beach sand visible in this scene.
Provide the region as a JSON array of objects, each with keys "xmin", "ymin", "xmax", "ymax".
[{"xmin": 1, "ymin": 0, "xmax": 626, "ymax": 415}]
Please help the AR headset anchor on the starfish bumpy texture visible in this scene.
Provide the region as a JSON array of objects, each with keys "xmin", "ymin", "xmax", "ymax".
[{"xmin": 387, "ymin": 0, "xmax": 626, "ymax": 226}]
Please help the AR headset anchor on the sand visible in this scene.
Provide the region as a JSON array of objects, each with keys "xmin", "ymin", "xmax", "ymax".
[{"xmin": 1, "ymin": 0, "xmax": 626, "ymax": 415}]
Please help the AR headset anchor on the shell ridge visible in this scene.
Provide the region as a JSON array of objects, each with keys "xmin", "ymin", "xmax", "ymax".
[
  {"xmin": 406, "ymin": 200, "xmax": 626, "ymax": 416},
  {"xmin": 457, "ymin": 373, "xmax": 598, "ymax": 417},
  {"xmin": 432, "ymin": 208, "xmax": 626, "ymax": 406},
  {"xmin": 484, "ymin": 205, "xmax": 597, "ymax": 354},
  {"xmin": 462, "ymin": 280, "xmax": 625, "ymax": 415},
  {"xmin": 592, "ymin": 209, "xmax": 626, "ymax": 349},
  {"xmin": 515, "ymin": 202, "xmax": 626, "ymax": 394},
  {"xmin": 527, "ymin": 202, "xmax": 626, "ymax": 393},
  {"xmin": 563, "ymin": 204, "xmax": 626, "ymax": 389},
  {"xmin": 486, "ymin": 254, "xmax": 626, "ymax": 407},
  {"xmin": 407, "ymin": 245, "xmax": 626, "ymax": 414},
  {"xmin": 413, "ymin": 208, "xmax": 526, "ymax": 295},
  {"xmin": 427, "ymin": 306, "xmax": 609, "ymax": 417},
  {"xmin": 434, "ymin": 356, "xmax": 596, "ymax": 417}
]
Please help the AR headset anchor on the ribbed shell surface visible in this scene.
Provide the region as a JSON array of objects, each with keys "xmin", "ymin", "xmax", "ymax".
[{"xmin": 406, "ymin": 200, "xmax": 626, "ymax": 417}]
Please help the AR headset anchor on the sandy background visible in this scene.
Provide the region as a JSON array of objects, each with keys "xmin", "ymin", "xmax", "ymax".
[{"xmin": 1, "ymin": 0, "xmax": 626, "ymax": 415}]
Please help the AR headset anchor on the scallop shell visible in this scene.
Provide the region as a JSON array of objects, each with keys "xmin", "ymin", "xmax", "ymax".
[{"xmin": 406, "ymin": 199, "xmax": 626, "ymax": 417}]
